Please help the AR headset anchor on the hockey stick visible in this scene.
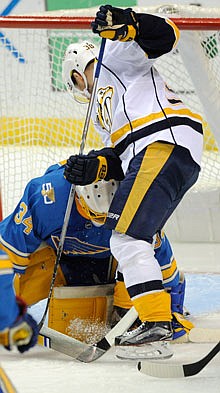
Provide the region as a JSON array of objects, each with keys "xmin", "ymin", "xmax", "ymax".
[
  {"xmin": 138, "ymin": 341, "xmax": 220, "ymax": 378},
  {"xmin": 76, "ymin": 306, "xmax": 138, "ymax": 362},
  {"xmin": 189, "ymin": 327, "xmax": 220, "ymax": 343},
  {"xmin": 38, "ymin": 38, "xmax": 106, "ymax": 330},
  {"xmin": 0, "ymin": 365, "xmax": 18, "ymax": 393},
  {"xmin": 38, "ymin": 325, "xmax": 220, "ymax": 363},
  {"xmin": 38, "ymin": 326, "xmax": 88, "ymax": 358},
  {"xmin": 38, "ymin": 307, "xmax": 138, "ymax": 362}
]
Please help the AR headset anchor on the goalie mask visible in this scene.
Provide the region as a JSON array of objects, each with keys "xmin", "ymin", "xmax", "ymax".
[
  {"xmin": 75, "ymin": 180, "xmax": 118, "ymax": 226},
  {"xmin": 62, "ymin": 41, "xmax": 97, "ymax": 103}
]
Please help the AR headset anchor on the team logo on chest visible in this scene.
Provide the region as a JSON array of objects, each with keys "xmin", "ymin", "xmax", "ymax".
[{"xmin": 96, "ymin": 86, "xmax": 114, "ymax": 133}]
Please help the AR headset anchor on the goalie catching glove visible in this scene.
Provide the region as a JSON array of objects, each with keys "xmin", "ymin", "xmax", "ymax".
[
  {"xmin": 91, "ymin": 4, "xmax": 138, "ymax": 42},
  {"xmin": 0, "ymin": 296, "xmax": 39, "ymax": 353},
  {"xmin": 64, "ymin": 147, "xmax": 124, "ymax": 185}
]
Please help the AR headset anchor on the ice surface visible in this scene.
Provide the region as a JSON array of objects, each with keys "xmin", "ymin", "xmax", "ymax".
[{"xmin": 1, "ymin": 244, "xmax": 220, "ymax": 393}]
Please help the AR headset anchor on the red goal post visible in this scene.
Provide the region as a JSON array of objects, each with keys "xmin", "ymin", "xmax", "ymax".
[
  {"xmin": 0, "ymin": 10, "xmax": 220, "ymax": 242},
  {"xmin": 0, "ymin": 15, "xmax": 220, "ymax": 30}
]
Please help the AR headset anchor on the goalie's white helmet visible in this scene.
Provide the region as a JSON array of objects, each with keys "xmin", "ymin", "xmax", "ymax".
[
  {"xmin": 75, "ymin": 180, "xmax": 118, "ymax": 226},
  {"xmin": 62, "ymin": 41, "xmax": 97, "ymax": 103}
]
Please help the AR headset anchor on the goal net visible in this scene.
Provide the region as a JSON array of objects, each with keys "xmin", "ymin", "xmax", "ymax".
[{"xmin": 0, "ymin": 4, "xmax": 220, "ymax": 241}]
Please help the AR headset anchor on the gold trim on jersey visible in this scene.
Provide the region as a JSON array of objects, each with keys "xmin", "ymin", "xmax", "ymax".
[
  {"xmin": 0, "ymin": 242, "xmax": 29, "ymax": 270},
  {"xmin": 115, "ymin": 142, "xmax": 174, "ymax": 233},
  {"xmin": 0, "ymin": 236, "xmax": 30, "ymax": 257},
  {"xmin": 165, "ymin": 18, "xmax": 180, "ymax": 48},
  {"xmin": 111, "ymin": 107, "xmax": 203, "ymax": 145},
  {"xmin": 51, "ymin": 235, "xmax": 110, "ymax": 256},
  {"xmin": 97, "ymin": 86, "xmax": 114, "ymax": 133}
]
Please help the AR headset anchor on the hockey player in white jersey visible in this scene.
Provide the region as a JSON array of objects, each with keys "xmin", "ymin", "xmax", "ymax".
[{"xmin": 63, "ymin": 5, "xmax": 203, "ymax": 346}]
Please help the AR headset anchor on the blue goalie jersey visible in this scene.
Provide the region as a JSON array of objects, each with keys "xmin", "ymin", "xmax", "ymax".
[{"xmin": 0, "ymin": 163, "xmax": 112, "ymax": 274}]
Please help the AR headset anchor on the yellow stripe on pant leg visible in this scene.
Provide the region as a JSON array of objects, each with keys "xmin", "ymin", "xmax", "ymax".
[
  {"xmin": 132, "ymin": 291, "xmax": 172, "ymax": 322},
  {"xmin": 113, "ymin": 281, "xmax": 133, "ymax": 309},
  {"xmin": 115, "ymin": 142, "xmax": 174, "ymax": 233}
]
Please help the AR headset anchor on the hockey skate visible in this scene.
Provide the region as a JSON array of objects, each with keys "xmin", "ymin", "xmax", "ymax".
[{"xmin": 115, "ymin": 321, "xmax": 173, "ymax": 360}]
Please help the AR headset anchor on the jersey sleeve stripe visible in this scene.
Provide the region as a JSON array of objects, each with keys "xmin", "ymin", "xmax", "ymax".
[
  {"xmin": 0, "ymin": 235, "xmax": 30, "ymax": 258},
  {"xmin": 111, "ymin": 107, "xmax": 203, "ymax": 145},
  {"xmin": 165, "ymin": 18, "xmax": 180, "ymax": 48}
]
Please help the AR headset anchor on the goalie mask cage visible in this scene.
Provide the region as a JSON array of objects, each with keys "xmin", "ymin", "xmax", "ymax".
[{"xmin": 0, "ymin": 4, "xmax": 220, "ymax": 242}]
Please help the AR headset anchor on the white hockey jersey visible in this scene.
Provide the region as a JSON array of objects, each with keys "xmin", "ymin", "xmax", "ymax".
[{"xmin": 92, "ymin": 16, "xmax": 203, "ymax": 173}]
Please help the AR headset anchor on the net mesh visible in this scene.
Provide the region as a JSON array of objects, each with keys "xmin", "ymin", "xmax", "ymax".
[{"xmin": 0, "ymin": 5, "xmax": 220, "ymax": 217}]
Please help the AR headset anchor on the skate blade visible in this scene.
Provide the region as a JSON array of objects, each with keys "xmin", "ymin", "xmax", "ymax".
[{"xmin": 115, "ymin": 342, "xmax": 173, "ymax": 360}]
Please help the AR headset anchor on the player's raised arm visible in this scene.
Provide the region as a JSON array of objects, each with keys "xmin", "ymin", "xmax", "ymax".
[{"xmin": 92, "ymin": 4, "xmax": 179, "ymax": 57}]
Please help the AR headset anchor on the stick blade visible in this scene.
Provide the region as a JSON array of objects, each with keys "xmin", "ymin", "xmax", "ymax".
[
  {"xmin": 39, "ymin": 326, "xmax": 88, "ymax": 358},
  {"xmin": 189, "ymin": 328, "xmax": 220, "ymax": 343},
  {"xmin": 76, "ymin": 345, "xmax": 106, "ymax": 363},
  {"xmin": 138, "ymin": 360, "xmax": 185, "ymax": 378}
]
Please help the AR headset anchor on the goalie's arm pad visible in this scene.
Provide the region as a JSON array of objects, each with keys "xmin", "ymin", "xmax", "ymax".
[{"xmin": 135, "ymin": 13, "xmax": 180, "ymax": 58}]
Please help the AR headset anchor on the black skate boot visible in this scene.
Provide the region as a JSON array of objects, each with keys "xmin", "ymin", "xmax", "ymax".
[{"xmin": 115, "ymin": 321, "xmax": 173, "ymax": 346}]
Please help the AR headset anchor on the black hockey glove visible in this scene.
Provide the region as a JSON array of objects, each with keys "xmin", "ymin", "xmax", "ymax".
[
  {"xmin": 64, "ymin": 147, "xmax": 124, "ymax": 185},
  {"xmin": 91, "ymin": 5, "xmax": 138, "ymax": 42}
]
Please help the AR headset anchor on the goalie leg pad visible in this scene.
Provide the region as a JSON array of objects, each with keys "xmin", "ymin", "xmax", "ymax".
[
  {"xmin": 170, "ymin": 271, "xmax": 186, "ymax": 315},
  {"xmin": 48, "ymin": 284, "xmax": 114, "ymax": 343},
  {"xmin": 14, "ymin": 246, "xmax": 66, "ymax": 305}
]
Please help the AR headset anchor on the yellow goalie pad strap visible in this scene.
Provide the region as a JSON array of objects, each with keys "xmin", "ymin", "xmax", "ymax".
[
  {"xmin": 15, "ymin": 246, "xmax": 66, "ymax": 305},
  {"xmin": 48, "ymin": 285, "xmax": 114, "ymax": 338},
  {"xmin": 172, "ymin": 312, "xmax": 195, "ymax": 332},
  {"xmin": 132, "ymin": 291, "xmax": 172, "ymax": 322},
  {"xmin": 113, "ymin": 281, "xmax": 133, "ymax": 309}
]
